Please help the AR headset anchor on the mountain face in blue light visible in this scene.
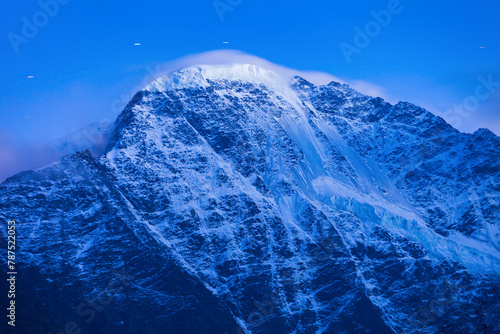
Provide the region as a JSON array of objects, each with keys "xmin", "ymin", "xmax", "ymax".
[{"xmin": 1, "ymin": 64, "xmax": 499, "ymax": 334}]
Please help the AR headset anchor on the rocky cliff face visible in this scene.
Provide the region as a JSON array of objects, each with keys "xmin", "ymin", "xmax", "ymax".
[{"xmin": 1, "ymin": 64, "xmax": 499, "ymax": 334}]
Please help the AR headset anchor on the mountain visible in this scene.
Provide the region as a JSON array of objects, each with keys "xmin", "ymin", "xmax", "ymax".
[{"xmin": 1, "ymin": 64, "xmax": 499, "ymax": 334}]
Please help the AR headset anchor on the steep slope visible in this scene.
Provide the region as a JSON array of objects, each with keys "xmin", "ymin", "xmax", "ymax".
[
  {"xmin": 0, "ymin": 151, "xmax": 242, "ymax": 334},
  {"xmin": 1, "ymin": 64, "xmax": 499, "ymax": 334}
]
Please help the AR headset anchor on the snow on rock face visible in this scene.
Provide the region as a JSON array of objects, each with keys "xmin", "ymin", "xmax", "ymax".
[
  {"xmin": 147, "ymin": 64, "xmax": 286, "ymax": 94},
  {"xmin": 1, "ymin": 64, "xmax": 499, "ymax": 334}
]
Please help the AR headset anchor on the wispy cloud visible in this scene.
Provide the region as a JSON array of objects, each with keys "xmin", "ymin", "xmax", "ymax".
[
  {"xmin": 139, "ymin": 49, "xmax": 392, "ymax": 100},
  {"xmin": 0, "ymin": 130, "xmax": 60, "ymax": 182}
]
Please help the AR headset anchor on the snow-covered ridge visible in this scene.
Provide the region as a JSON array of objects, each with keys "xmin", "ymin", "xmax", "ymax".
[{"xmin": 145, "ymin": 63, "xmax": 306, "ymax": 101}]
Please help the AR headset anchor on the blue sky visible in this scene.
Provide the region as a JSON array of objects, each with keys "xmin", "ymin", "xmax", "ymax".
[{"xmin": 1, "ymin": 0, "xmax": 499, "ymax": 180}]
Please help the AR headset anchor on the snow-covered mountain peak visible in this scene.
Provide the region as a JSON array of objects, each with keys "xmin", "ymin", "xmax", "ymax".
[
  {"xmin": 145, "ymin": 63, "xmax": 302, "ymax": 100},
  {"xmin": 2, "ymin": 59, "xmax": 500, "ymax": 333}
]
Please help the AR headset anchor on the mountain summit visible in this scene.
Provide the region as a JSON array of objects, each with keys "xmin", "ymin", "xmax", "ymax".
[{"xmin": 1, "ymin": 64, "xmax": 499, "ymax": 333}]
